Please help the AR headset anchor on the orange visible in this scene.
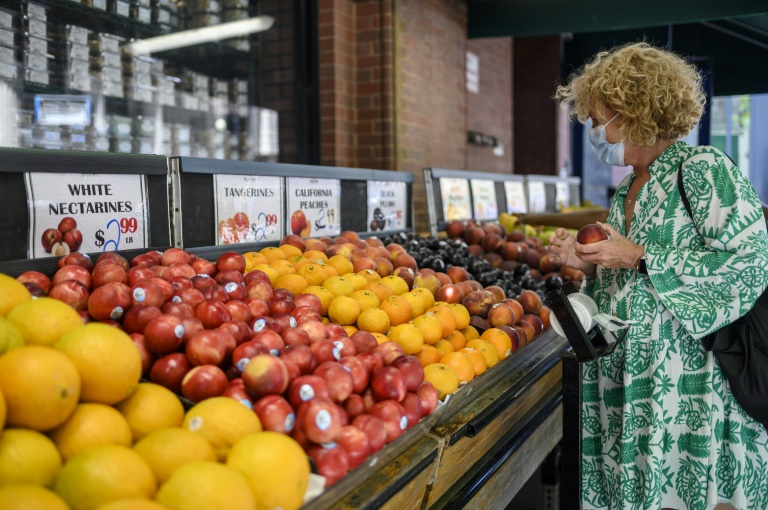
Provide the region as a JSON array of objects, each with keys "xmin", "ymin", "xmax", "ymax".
[
  {"xmin": 379, "ymin": 295, "xmax": 412, "ymax": 327},
  {"xmin": 279, "ymin": 244, "xmax": 303, "ymax": 259},
  {"xmin": 7, "ymin": 297, "xmax": 82, "ymax": 347},
  {"xmin": 133, "ymin": 428, "xmax": 216, "ymax": 484},
  {"xmin": 349, "ymin": 290, "xmax": 380, "ymax": 312},
  {"xmin": 380, "ymin": 275, "xmax": 409, "ymax": 296},
  {"xmin": 183, "ymin": 397, "xmax": 262, "ymax": 461},
  {"xmin": 389, "ymin": 324, "xmax": 424, "ymax": 355},
  {"xmin": 445, "ymin": 329, "xmax": 467, "ymax": 351},
  {"xmin": 269, "ymin": 259, "xmax": 296, "ymax": 277},
  {"xmin": 372, "ymin": 332, "xmax": 389, "ymax": 344},
  {"xmin": 466, "ymin": 339, "xmax": 500, "ymax": 368},
  {"xmin": 115, "ymin": 383, "xmax": 185, "ymax": 442},
  {"xmin": 301, "ymin": 286, "xmax": 335, "ymax": 316},
  {"xmin": 461, "ymin": 325, "xmax": 480, "ymax": 341},
  {"xmin": 459, "ymin": 348, "xmax": 488, "ymax": 376},
  {"xmin": 96, "ymin": 499, "xmax": 167, "ymax": 510},
  {"xmin": 401, "ymin": 292, "xmax": 425, "ymax": 319},
  {"xmin": 321, "ymin": 264, "xmax": 339, "ymax": 279},
  {"xmin": 363, "ymin": 282, "xmax": 394, "ymax": 304},
  {"xmin": 322, "ymin": 276, "xmax": 355, "ymax": 298},
  {"xmin": 328, "ymin": 296, "xmax": 361, "ymax": 326},
  {"xmin": 54, "ymin": 445, "xmax": 156, "ymax": 510},
  {"xmin": 287, "ymin": 255, "xmax": 311, "ymax": 271},
  {"xmin": 155, "ymin": 461, "xmax": 255, "ymax": 510},
  {"xmin": 327, "ymin": 255, "xmax": 353, "ymax": 276},
  {"xmin": 434, "ymin": 339, "xmax": 455, "ymax": 359},
  {"xmin": 0, "ymin": 316, "xmax": 24, "ymax": 356},
  {"xmin": 357, "ymin": 308, "xmax": 390, "ymax": 335},
  {"xmin": 439, "ymin": 352, "xmax": 475, "ymax": 383},
  {"xmin": 298, "ymin": 264, "xmax": 328, "ymax": 287},
  {"xmin": 55, "ymin": 324, "xmax": 142, "ymax": 405},
  {"xmin": 448, "ymin": 304, "xmax": 471, "ymax": 330},
  {"xmin": 302, "ymin": 250, "xmax": 328, "ymax": 263},
  {"xmin": 410, "ymin": 288, "xmax": 435, "ymax": 310},
  {"xmin": 252, "ymin": 264, "xmax": 279, "ymax": 285},
  {"xmin": 341, "ymin": 272, "xmax": 367, "ymax": 291},
  {"xmin": 416, "ymin": 345, "xmax": 441, "ymax": 367},
  {"xmin": 274, "ymin": 274, "xmax": 309, "ymax": 298},
  {"xmin": 49, "ymin": 403, "xmax": 133, "ymax": 462},
  {"xmin": 357, "ymin": 269, "xmax": 381, "ymax": 284},
  {"xmin": 0, "ymin": 485, "xmax": 68, "ymax": 510},
  {"xmin": 342, "ymin": 325, "xmax": 358, "ymax": 336},
  {"xmin": 423, "ymin": 363, "xmax": 460, "ymax": 400},
  {"xmin": 0, "ymin": 346, "xmax": 80, "ymax": 431},
  {"xmin": 0, "ymin": 428, "xmax": 62, "ymax": 487},
  {"xmin": 227, "ymin": 432, "xmax": 310, "ymax": 510},
  {"xmin": 259, "ymin": 246, "xmax": 287, "ymax": 263},
  {"xmin": 0, "ymin": 390, "xmax": 4, "ymax": 431},
  {"xmin": 243, "ymin": 252, "xmax": 268, "ymax": 266},
  {"xmin": 411, "ymin": 313, "xmax": 443, "ymax": 345},
  {"xmin": 481, "ymin": 328, "xmax": 514, "ymax": 360},
  {"xmin": 0, "ymin": 274, "xmax": 31, "ymax": 317},
  {"xmin": 427, "ymin": 306, "xmax": 457, "ymax": 338}
]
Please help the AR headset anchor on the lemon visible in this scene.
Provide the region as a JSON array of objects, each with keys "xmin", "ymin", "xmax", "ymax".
[
  {"xmin": 0, "ymin": 484, "xmax": 69, "ymax": 510},
  {"xmin": 7, "ymin": 298, "xmax": 82, "ymax": 347},
  {"xmin": 156, "ymin": 461, "xmax": 255, "ymax": 510},
  {"xmin": 0, "ymin": 429, "xmax": 62, "ymax": 488},
  {"xmin": 49, "ymin": 404, "xmax": 132, "ymax": 462},
  {"xmin": 328, "ymin": 296, "xmax": 360, "ymax": 325},
  {"xmin": 183, "ymin": 397, "xmax": 262, "ymax": 461},
  {"xmin": 115, "ymin": 383, "xmax": 185, "ymax": 442},
  {"xmin": 133, "ymin": 428, "xmax": 216, "ymax": 484},
  {"xmin": 0, "ymin": 274, "xmax": 32, "ymax": 317},
  {"xmin": 54, "ymin": 445, "xmax": 156, "ymax": 510},
  {"xmin": 95, "ymin": 499, "xmax": 167, "ymax": 510},
  {"xmin": 0, "ymin": 317, "xmax": 25, "ymax": 356}
]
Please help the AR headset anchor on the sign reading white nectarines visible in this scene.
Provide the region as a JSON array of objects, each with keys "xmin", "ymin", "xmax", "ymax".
[
  {"xmin": 286, "ymin": 177, "xmax": 341, "ymax": 237},
  {"xmin": 24, "ymin": 172, "xmax": 148, "ymax": 258},
  {"xmin": 367, "ymin": 180, "xmax": 407, "ymax": 232},
  {"xmin": 213, "ymin": 174, "xmax": 283, "ymax": 245}
]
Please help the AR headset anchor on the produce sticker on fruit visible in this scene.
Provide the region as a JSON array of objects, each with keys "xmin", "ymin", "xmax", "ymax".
[
  {"xmin": 367, "ymin": 180, "xmax": 407, "ymax": 232},
  {"xmin": 286, "ymin": 177, "xmax": 341, "ymax": 237},
  {"xmin": 504, "ymin": 180, "xmax": 527, "ymax": 213},
  {"xmin": 470, "ymin": 179, "xmax": 498, "ymax": 220},
  {"xmin": 24, "ymin": 172, "xmax": 148, "ymax": 259},
  {"xmin": 213, "ymin": 174, "xmax": 283, "ymax": 245},
  {"xmin": 439, "ymin": 178, "xmax": 471, "ymax": 221}
]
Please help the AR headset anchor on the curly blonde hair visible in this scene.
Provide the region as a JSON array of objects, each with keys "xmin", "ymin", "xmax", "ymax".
[{"xmin": 554, "ymin": 42, "xmax": 705, "ymax": 146}]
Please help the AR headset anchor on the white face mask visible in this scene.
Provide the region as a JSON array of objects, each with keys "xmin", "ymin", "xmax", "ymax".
[{"xmin": 588, "ymin": 114, "xmax": 625, "ymax": 166}]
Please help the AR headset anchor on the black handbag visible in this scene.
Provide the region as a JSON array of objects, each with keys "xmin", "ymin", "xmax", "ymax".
[{"xmin": 677, "ymin": 165, "xmax": 768, "ymax": 427}]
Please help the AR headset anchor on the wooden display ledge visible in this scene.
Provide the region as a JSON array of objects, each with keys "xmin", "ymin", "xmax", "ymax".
[{"xmin": 304, "ymin": 330, "xmax": 568, "ymax": 509}]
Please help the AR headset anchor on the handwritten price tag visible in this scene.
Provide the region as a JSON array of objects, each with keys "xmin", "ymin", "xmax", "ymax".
[{"xmin": 213, "ymin": 174, "xmax": 283, "ymax": 245}]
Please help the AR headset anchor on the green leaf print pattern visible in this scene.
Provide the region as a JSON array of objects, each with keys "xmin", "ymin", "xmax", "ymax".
[{"xmin": 580, "ymin": 142, "xmax": 768, "ymax": 509}]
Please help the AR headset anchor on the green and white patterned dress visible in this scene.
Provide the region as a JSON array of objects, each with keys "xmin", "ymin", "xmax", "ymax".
[{"xmin": 581, "ymin": 141, "xmax": 768, "ymax": 510}]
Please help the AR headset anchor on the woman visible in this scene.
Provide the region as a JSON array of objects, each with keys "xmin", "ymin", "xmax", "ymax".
[{"xmin": 551, "ymin": 42, "xmax": 768, "ymax": 510}]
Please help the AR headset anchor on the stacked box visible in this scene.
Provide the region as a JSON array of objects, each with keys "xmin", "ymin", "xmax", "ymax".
[
  {"xmin": 185, "ymin": 0, "xmax": 220, "ymax": 29},
  {"xmin": 153, "ymin": 0, "xmax": 178, "ymax": 32},
  {"xmin": 230, "ymin": 78, "xmax": 248, "ymax": 117},
  {"xmin": 109, "ymin": 0, "xmax": 130, "ymax": 18},
  {"xmin": 130, "ymin": 0, "xmax": 151, "ymax": 24},
  {"xmin": 133, "ymin": 114, "xmax": 155, "ymax": 154},
  {"xmin": 60, "ymin": 25, "xmax": 91, "ymax": 91},
  {"xmin": 90, "ymin": 32, "xmax": 124, "ymax": 97},
  {"xmin": 0, "ymin": 7, "xmax": 18, "ymax": 82},
  {"xmin": 151, "ymin": 58, "xmax": 177, "ymax": 106},
  {"xmin": 81, "ymin": 0, "xmax": 107, "ymax": 11},
  {"xmin": 107, "ymin": 114, "xmax": 132, "ymax": 153},
  {"xmin": 177, "ymin": 68, "xmax": 210, "ymax": 111},
  {"xmin": 221, "ymin": 0, "xmax": 249, "ymax": 52},
  {"xmin": 124, "ymin": 54, "xmax": 155, "ymax": 102},
  {"xmin": 21, "ymin": 1, "xmax": 48, "ymax": 85}
]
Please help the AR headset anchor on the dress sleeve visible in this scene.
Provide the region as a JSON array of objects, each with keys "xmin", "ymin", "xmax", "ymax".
[{"xmin": 644, "ymin": 149, "xmax": 768, "ymax": 339}]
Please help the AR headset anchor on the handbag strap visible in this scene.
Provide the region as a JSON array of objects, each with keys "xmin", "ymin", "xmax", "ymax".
[{"xmin": 677, "ymin": 152, "xmax": 737, "ymax": 233}]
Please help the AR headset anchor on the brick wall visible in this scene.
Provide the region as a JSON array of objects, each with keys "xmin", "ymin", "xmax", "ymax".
[
  {"xmin": 466, "ymin": 37, "xmax": 513, "ymax": 174},
  {"xmin": 513, "ymin": 36, "xmax": 562, "ymax": 175}
]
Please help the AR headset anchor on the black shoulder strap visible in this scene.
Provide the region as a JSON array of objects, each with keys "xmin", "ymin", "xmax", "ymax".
[{"xmin": 677, "ymin": 162, "xmax": 695, "ymax": 221}]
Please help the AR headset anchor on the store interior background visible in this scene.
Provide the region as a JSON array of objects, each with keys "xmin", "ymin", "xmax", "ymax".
[{"xmin": 1, "ymin": 0, "xmax": 766, "ymax": 231}]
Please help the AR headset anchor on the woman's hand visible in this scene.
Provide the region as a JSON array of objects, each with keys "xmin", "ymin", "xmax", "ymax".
[
  {"xmin": 547, "ymin": 228, "xmax": 596, "ymax": 275},
  {"xmin": 574, "ymin": 222, "xmax": 644, "ymax": 270}
]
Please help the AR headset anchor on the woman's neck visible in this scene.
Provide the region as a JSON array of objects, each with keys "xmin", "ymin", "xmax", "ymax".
[{"xmin": 631, "ymin": 139, "xmax": 676, "ymax": 178}]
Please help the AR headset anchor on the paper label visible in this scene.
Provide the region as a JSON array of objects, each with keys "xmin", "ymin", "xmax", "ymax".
[
  {"xmin": 214, "ymin": 174, "xmax": 282, "ymax": 245},
  {"xmin": 439, "ymin": 178, "xmax": 471, "ymax": 221},
  {"xmin": 286, "ymin": 177, "xmax": 340, "ymax": 238},
  {"xmin": 470, "ymin": 179, "xmax": 498, "ymax": 220},
  {"xmin": 25, "ymin": 173, "xmax": 149, "ymax": 259},
  {"xmin": 528, "ymin": 181, "xmax": 546, "ymax": 213},
  {"xmin": 504, "ymin": 180, "xmax": 527, "ymax": 213},
  {"xmin": 367, "ymin": 180, "xmax": 407, "ymax": 232},
  {"xmin": 556, "ymin": 181, "xmax": 570, "ymax": 210}
]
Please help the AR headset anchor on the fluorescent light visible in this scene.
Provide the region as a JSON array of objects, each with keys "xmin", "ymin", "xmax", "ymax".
[{"xmin": 128, "ymin": 16, "xmax": 275, "ymax": 55}]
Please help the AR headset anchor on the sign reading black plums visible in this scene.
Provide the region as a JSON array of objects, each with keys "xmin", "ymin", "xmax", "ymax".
[
  {"xmin": 213, "ymin": 174, "xmax": 283, "ymax": 245},
  {"xmin": 367, "ymin": 180, "xmax": 407, "ymax": 232},
  {"xmin": 24, "ymin": 173, "xmax": 149, "ymax": 259},
  {"xmin": 286, "ymin": 177, "xmax": 341, "ymax": 238}
]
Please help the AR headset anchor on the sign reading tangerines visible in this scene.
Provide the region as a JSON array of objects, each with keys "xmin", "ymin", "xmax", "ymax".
[
  {"xmin": 470, "ymin": 179, "xmax": 498, "ymax": 220},
  {"xmin": 286, "ymin": 177, "xmax": 341, "ymax": 238},
  {"xmin": 367, "ymin": 180, "xmax": 407, "ymax": 232},
  {"xmin": 527, "ymin": 181, "xmax": 546, "ymax": 213},
  {"xmin": 439, "ymin": 178, "xmax": 471, "ymax": 221},
  {"xmin": 504, "ymin": 181, "xmax": 527, "ymax": 213},
  {"xmin": 24, "ymin": 172, "xmax": 149, "ymax": 259},
  {"xmin": 213, "ymin": 174, "xmax": 283, "ymax": 245}
]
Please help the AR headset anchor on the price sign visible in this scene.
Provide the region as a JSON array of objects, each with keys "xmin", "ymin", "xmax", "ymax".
[
  {"xmin": 286, "ymin": 177, "xmax": 341, "ymax": 238},
  {"xmin": 470, "ymin": 179, "xmax": 498, "ymax": 220},
  {"xmin": 213, "ymin": 175, "xmax": 283, "ymax": 245},
  {"xmin": 367, "ymin": 180, "xmax": 407, "ymax": 232},
  {"xmin": 504, "ymin": 181, "xmax": 527, "ymax": 213},
  {"xmin": 556, "ymin": 181, "xmax": 570, "ymax": 210},
  {"xmin": 25, "ymin": 173, "xmax": 148, "ymax": 259},
  {"xmin": 439, "ymin": 178, "xmax": 471, "ymax": 221},
  {"xmin": 528, "ymin": 181, "xmax": 546, "ymax": 213}
]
